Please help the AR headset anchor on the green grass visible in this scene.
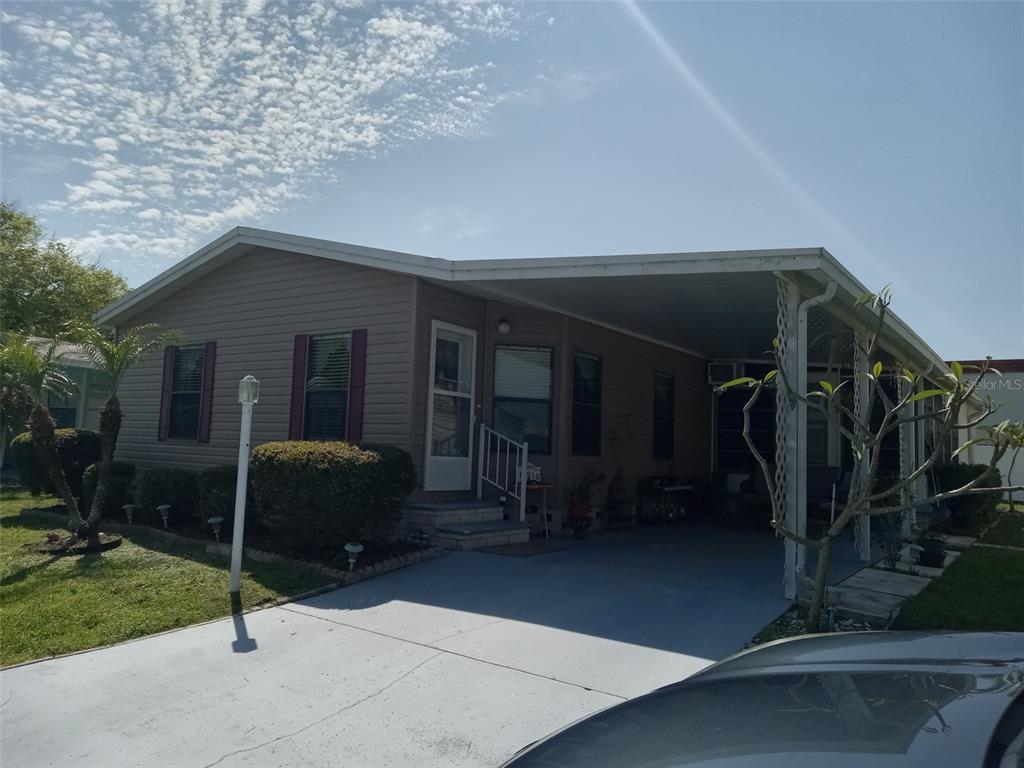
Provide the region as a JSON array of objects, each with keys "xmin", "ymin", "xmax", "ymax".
[
  {"xmin": 980, "ymin": 504, "xmax": 1024, "ymax": 548},
  {"xmin": 894, "ymin": 545, "xmax": 1024, "ymax": 631},
  {"xmin": 1, "ymin": 490, "xmax": 331, "ymax": 667}
]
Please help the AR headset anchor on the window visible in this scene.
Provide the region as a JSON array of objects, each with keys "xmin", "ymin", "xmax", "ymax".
[
  {"xmin": 571, "ymin": 352, "xmax": 602, "ymax": 456},
  {"xmin": 304, "ymin": 333, "xmax": 351, "ymax": 440},
  {"xmin": 653, "ymin": 372, "xmax": 674, "ymax": 460},
  {"xmin": 168, "ymin": 344, "xmax": 205, "ymax": 440},
  {"xmin": 493, "ymin": 346, "xmax": 553, "ymax": 454}
]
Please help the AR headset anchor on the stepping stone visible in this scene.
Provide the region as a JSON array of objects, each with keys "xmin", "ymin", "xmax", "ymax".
[
  {"xmin": 942, "ymin": 535, "xmax": 976, "ymax": 551},
  {"xmin": 830, "ymin": 586, "xmax": 904, "ymax": 620},
  {"xmin": 842, "ymin": 568, "xmax": 932, "ymax": 598}
]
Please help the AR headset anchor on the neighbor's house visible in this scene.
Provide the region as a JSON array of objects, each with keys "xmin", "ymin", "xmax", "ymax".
[
  {"xmin": 956, "ymin": 359, "xmax": 1024, "ymax": 496},
  {"xmin": 1, "ymin": 339, "xmax": 112, "ymax": 468},
  {"xmin": 95, "ymin": 228, "xmax": 960, "ymax": 598}
]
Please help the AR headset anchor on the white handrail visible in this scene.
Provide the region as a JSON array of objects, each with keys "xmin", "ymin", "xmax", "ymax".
[{"xmin": 477, "ymin": 423, "xmax": 529, "ymax": 522}]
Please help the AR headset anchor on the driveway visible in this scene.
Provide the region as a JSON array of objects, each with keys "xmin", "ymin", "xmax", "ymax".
[{"xmin": 1, "ymin": 524, "xmax": 791, "ymax": 768}]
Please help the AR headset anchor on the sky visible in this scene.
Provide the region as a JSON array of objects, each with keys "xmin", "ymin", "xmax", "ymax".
[{"xmin": 2, "ymin": 0, "xmax": 1021, "ymax": 359}]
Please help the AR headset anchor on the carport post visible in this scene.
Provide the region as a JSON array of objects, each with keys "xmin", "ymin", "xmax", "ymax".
[
  {"xmin": 776, "ymin": 277, "xmax": 800, "ymax": 600},
  {"xmin": 795, "ymin": 282, "xmax": 837, "ymax": 578}
]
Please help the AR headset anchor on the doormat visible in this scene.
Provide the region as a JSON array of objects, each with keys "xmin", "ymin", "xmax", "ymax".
[{"xmin": 477, "ymin": 541, "xmax": 571, "ymax": 557}]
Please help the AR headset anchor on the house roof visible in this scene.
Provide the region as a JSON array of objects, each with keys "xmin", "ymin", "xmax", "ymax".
[
  {"xmin": 94, "ymin": 226, "xmax": 953, "ymax": 376},
  {"xmin": 26, "ymin": 337, "xmax": 98, "ymax": 369}
]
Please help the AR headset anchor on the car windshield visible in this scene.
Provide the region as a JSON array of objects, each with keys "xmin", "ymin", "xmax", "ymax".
[{"xmin": 507, "ymin": 670, "xmax": 1022, "ymax": 768}]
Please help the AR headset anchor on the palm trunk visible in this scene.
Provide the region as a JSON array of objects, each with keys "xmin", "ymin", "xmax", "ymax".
[
  {"xmin": 28, "ymin": 404, "xmax": 86, "ymax": 533},
  {"xmin": 806, "ymin": 534, "xmax": 834, "ymax": 631},
  {"xmin": 86, "ymin": 396, "xmax": 122, "ymax": 528}
]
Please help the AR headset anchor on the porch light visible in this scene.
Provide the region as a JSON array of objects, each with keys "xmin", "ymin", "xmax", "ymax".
[
  {"xmin": 122, "ymin": 504, "xmax": 135, "ymax": 526},
  {"xmin": 497, "ymin": 319, "xmax": 511, "ymax": 335},
  {"xmin": 344, "ymin": 542, "xmax": 364, "ymax": 571},
  {"xmin": 157, "ymin": 504, "xmax": 171, "ymax": 529},
  {"xmin": 238, "ymin": 374, "xmax": 260, "ymax": 405}
]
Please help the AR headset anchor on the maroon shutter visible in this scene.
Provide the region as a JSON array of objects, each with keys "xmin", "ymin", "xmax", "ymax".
[
  {"xmin": 346, "ymin": 329, "xmax": 367, "ymax": 443},
  {"xmin": 197, "ymin": 341, "xmax": 217, "ymax": 443},
  {"xmin": 157, "ymin": 345, "xmax": 176, "ymax": 441},
  {"xmin": 288, "ymin": 334, "xmax": 309, "ymax": 439}
]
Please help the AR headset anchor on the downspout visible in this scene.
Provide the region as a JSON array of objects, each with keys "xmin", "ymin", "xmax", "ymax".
[{"xmin": 794, "ymin": 280, "xmax": 837, "ymax": 577}]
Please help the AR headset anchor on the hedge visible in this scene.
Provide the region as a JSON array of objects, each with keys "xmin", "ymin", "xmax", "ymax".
[
  {"xmin": 135, "ymin": 467, "xmax": 198, "ymax": 525},
  {"xmin": 82, "ymin": 462, "xmax": 136, "ymax": 520},
  {"xmin": 10, "ymin": 429, "xmax": 101, "ymax": 498},
  {"xmin": 197, "ymin": 465, "xmax": 240, "ymax": 526},
  {"xmin": 251, "ymin": 441, "xmax": 416, "ymax": 550},
  {"xmin": 935, "ymin": 462, "xmax": 1003, "ymax": 535}
]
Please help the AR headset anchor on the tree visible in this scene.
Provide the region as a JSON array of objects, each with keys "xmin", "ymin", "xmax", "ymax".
[
  {"xmin": 0, "ymin": 335, "xmax": 86, "ymax": 531},
  {"xmin": 0, "ymin": 202, "xmax": 128, "ymax": 336},
  {"xmin": 67, "ymin": 323, "xmax": 179, "ymax": 529},
  {"xmin": 718, "ymin": 288, "xmax": 1024, "ymax": 630}
]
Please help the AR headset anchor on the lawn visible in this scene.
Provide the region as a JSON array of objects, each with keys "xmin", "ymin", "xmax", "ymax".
[
  {"xmin": 0, "ymin": 490, "xmax": 332, "ymax": 667},
  {"xmin": 893, "ymin": 545, "xmax": 1024, "ymax": 632},
  {"xmin": 979, "ymin": 504, "xmax": 1024, "ymax": 549}
]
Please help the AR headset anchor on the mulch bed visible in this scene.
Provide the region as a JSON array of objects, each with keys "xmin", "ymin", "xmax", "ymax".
[
  {"xmin": 27, "ymin": 505, "xmax": 426, "ymax": 569},
  {"xmin": 23, "ymin": 532, "xmax": 122, "ymax": 556}
]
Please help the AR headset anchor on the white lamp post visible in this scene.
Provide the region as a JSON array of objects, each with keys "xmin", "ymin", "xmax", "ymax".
[{"xmin": 230, "ymin": 375, "xmax": 260, "ymax": 595}]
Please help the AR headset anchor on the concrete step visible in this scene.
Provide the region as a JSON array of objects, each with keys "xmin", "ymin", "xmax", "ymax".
[
  {"xmin": 403, "ymin": 498, "xmax": 505, "ymax": 533},
  {"xmin": 434, "ymin": 520, "xmax": 531, "ymax": 551}
]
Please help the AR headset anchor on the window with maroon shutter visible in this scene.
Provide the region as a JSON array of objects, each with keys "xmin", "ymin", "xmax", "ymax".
[
  {"xmin": 289, "ymin": 330, "xmax": 367, "ymax": 442},
  {"xmin": 166, "ymin": 344, "xmax": 206, "ymax": 440}
]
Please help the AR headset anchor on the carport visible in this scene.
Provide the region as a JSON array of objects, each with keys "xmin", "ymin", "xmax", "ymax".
[{"xmin": 450, "ymin": 246, "xmax": 952, "ymax": 598}]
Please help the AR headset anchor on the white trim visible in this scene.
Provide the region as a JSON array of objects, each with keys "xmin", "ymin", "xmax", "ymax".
[
  {"xmin": 93, "ymin": 227, "xmax": 954, "ymax": 385},
  {"xmin": 423, "ymin": 320, "xmax": 477, "ymax": 491}
]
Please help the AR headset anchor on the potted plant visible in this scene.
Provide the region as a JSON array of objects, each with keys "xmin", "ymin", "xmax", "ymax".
[
  {"xmin": 915, "ymin": 524, "xmax": 946, "ymax": 569},
  {"xmin": 567, "ymin": 476, "xmax": 600, "ymax": 538}
]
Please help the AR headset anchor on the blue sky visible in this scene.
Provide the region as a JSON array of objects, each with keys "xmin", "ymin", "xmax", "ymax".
[{"xmin": 2, "ymin": 1, "xmax": 1021, "ymax": 358}]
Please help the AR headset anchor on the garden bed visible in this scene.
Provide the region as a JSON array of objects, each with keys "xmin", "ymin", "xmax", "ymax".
[{"xmin": 748, "ymin": 604, "xmax": 881, "ymax": 647}]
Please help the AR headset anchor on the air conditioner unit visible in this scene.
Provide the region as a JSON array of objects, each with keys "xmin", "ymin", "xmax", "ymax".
[{"xmin": 708, "ymin": 361, "xmax": 744, "ymax": 386}]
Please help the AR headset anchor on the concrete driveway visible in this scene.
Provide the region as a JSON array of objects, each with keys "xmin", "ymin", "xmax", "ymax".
[{"xmin": 1, "ymin": 524, "xmax": 790, "ymax": 768}]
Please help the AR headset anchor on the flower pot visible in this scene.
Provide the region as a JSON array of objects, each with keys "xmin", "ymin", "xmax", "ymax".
[{"xmin": 918, "ymin": 537, "xmax": 946, "ymax": 569}]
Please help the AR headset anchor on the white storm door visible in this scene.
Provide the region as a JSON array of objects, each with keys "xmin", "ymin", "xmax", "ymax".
[{"xmin": 424, "ymin": 321, "xmax": 476, "ymax": 490}]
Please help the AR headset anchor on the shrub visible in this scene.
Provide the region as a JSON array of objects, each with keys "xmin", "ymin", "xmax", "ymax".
[
  {"xmin": 82, "ymin": 462, "xmax": 136, "ymax": 520},
  {"xmin": 135, "ymin": 467, "xmax": 198, "ymax": 525},
  {"xmin": 251, "ymin": 441, "xmax": 416, "ymax": 550},
  {"xmin": 936, "ymin": 462, "xmax": 1003, "ymax": 534},
  {"xmin": 10, "ymin": 429, "xmax": 101, "ymax": 498},
  {"xmin": 197, "ymin": 465, "xmax": 240, "ymax": 526}
]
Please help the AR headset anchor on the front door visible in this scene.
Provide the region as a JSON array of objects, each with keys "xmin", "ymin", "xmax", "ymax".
[{"xmin": 424, "ymin": 321, "xmax": 476, "ymax": 490}]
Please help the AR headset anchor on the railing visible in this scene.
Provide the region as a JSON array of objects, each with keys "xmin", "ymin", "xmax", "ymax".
[{"xmin": 477, "ymin": 423, "xmax": 529, "ymax": 522}]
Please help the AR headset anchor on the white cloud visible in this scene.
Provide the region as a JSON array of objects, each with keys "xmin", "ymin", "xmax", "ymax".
[
  {"xmin": 416, "ymin": 206, "xmax": 488, "ymax": 240},
  {"xmin": 1, "ymin": 0, "xmax": 526, "ymax": 267}
]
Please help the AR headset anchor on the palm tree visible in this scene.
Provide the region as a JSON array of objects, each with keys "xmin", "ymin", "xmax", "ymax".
[
  {"xmin": 67, "ymin": 323, "xmax": 179, "ymax": 528},
  {"xmin": 0, "ymin": 334, "xmax": 86, "ymax": 531}
]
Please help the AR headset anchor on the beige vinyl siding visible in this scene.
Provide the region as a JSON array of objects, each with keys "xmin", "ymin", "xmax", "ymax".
[
  {"xmin": 116, "ymin": 249, "xmax": 415, "ymax": 471},
  {"xmin": 564, "ymin": 317, "xmax": 711, "ymax": 496}
]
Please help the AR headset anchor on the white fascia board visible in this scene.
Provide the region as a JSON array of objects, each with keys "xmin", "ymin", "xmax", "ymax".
[
  {"xmin": 814, "ymin": 250, "xmax": 952, "ymax": 378},
  {"xmin": 450, "ymin": 248, "xmax": 824, "ymax": 281},
  {"xmin": 93, "ymin": 227, "xmax": 456, "ymax": 325},
  {"xmin": 93, "ymin": 228, "xmax": 243, "ymax": 325}
]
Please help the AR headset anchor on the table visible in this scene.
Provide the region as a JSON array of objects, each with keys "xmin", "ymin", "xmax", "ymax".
[{"xmin": 526, "ymin": 483, "xmax": 553, "ymax": 539}]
